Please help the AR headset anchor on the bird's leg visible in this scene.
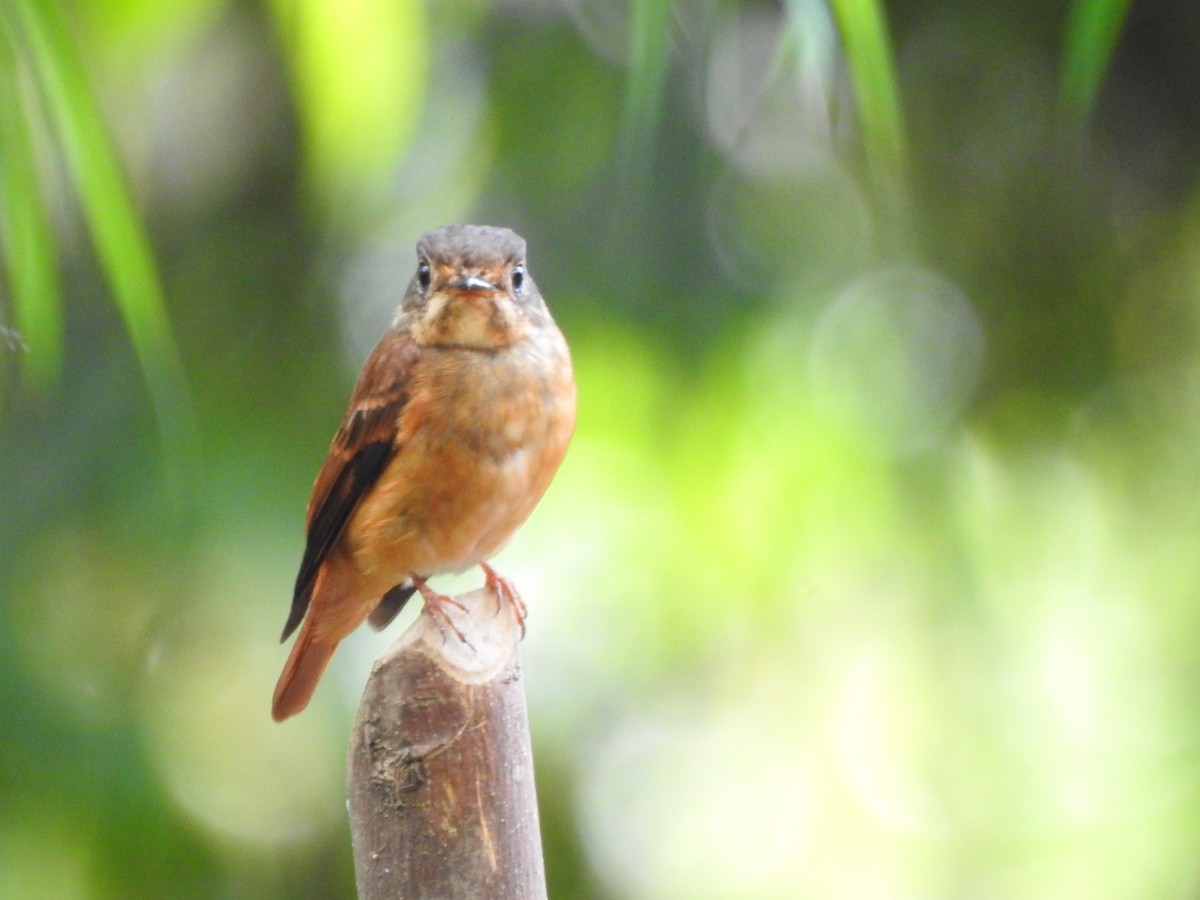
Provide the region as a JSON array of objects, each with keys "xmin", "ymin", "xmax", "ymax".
[
  {"xmin": 481, "ymin": 562, "xmax": 527, "ymax": 638},
  {"xmin": 412, "ymin": 575, "xmax": 472, "ymax": 646}
]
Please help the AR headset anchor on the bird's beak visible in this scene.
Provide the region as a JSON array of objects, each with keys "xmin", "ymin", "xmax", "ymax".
[{"xmin": 448, "ymin": 274, "xmax": 497, "ymax": 293}]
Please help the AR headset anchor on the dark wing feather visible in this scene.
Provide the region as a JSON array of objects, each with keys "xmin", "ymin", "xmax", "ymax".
[
  {"xmin": 280, "ymin": 439, "xmax": 393, "ymax": 640},
  {"xmin": 280, "ymin": 332, "xmax": 418, "ymax": 641},
  {"xmin": 367, "ymin": 581, "xmax": 418, "ymax": 630}
]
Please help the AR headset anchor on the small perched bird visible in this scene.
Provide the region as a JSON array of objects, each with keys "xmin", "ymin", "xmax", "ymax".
[{"xmin": 272, "ymin": 225, "xmax": 576, "ymax": 721}]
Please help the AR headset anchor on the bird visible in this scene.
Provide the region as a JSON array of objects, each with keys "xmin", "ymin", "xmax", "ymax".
[{"xmin": 272, "ymin": 224, "xmax": 576, "ymax": 722}]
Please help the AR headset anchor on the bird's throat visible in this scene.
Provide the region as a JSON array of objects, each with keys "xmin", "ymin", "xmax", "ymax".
[{"xmin": 411, "ymin": 292, "xmax": 527, "ymax": 349}]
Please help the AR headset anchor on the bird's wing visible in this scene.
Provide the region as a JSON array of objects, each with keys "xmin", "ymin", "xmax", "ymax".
[{"xmin": 280, "ymin": 331, "xmax": 420, "ymax": 641}]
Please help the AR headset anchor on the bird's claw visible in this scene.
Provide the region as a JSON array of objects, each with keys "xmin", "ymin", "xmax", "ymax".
[
  {"xmin": 413, "ymin": 577, "xmax": 474, "ymax": 649},
  {"xmin": 482, "ymin": 563, "xmax": 527, "ymax": 638}
]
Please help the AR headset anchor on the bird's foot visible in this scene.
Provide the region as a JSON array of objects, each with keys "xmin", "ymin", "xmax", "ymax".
[
  {"xmin": 482, "ymin": 563, "xmax": 526, "ymax": 638},
  {"xmin": 413, "ymin": 576, "xmax": 473, "ymax": 648}
]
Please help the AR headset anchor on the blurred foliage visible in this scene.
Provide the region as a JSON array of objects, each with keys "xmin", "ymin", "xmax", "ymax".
[
  {"xmin": 4, "ymin": 0, "xmax": 1200, "ymax": 898},
  {"xmin": 1060, "ymin": 0, "xmax": 1131, "ymax": 126},
  {"xmin": 826, "ymin": 0, "xmax": 908, "ymax": 196},
  {"xmin": 1, "ymin": 0, "xmax": 196, "ymax": 493}
]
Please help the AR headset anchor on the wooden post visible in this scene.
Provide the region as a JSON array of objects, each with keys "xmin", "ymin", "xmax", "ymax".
[{"xmin": 346, "ymin": 586, "xmax": 547, "ymax": 899}]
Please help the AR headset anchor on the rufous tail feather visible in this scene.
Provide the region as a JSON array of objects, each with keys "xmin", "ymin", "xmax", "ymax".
[{"xmin": 272, "ymin": 622, "xmax": 338, "ymax": 722}]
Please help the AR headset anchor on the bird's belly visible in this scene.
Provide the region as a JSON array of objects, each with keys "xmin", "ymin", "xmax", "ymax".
[
  {"xmin": 345, "ymin": 431, "xmax": 559, "ymax": 581},
  {"xmin": 341, "ymin": 334, "xmax": 574, "ymax": 585}
]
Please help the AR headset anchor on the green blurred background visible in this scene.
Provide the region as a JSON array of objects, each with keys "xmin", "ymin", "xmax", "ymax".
[{"xmin": 3, "ymin": 0, "xmax": 1200, "ymax": 896}]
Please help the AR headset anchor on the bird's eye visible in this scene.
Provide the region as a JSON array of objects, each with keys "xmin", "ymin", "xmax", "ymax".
[
  {"xmin": 512, "ymin": 264, "xmax": 525, "ymax": 293},
  {"xmin": 417, "ymin": 261, "xmax": 432, "ymax": 290}
]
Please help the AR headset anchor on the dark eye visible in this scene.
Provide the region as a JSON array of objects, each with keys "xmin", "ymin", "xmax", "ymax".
[
  {"xmin": 512, "ymin": 264, "xmax": 525, "ymax": 293},
  {"xmin": 417, "ymin": 260, "xmax": 431, "ymax": 290}
]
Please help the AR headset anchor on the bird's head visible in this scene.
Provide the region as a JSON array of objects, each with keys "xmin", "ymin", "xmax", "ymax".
[{"xmin": 400, "ymin": 224, "xmax": 550, "ymax": 350}]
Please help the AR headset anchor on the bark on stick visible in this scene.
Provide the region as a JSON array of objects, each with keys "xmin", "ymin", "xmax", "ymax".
[{"xmin": 347, "ymin": 586, "xmax": 547, "ymax": 899}]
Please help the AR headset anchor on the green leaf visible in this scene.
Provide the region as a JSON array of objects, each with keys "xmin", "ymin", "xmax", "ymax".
[
  {"xmin": 619, "ymin": 0, "xmax": 673, "ymax": 172},
  {"xmin": 267, "ymin": 0, "xmax": 428, "ymax": 211},
  {"xmin": 1060, "ymin": 0, "xmax": 1130, "ymax": 126},
  {"xmin": 10, "ymin": 0, "xmax": 198, "ymax": 496},
  {"xmin": 825, "ymin": 0, "xmax": 908, "ymax": 196},
  {"xmin": 0, "ymin": 14, "xmax": 62, "ymax": 390}
]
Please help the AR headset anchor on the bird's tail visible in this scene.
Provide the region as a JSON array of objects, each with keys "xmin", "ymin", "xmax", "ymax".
[{"xmin": 272, "ymin": 621, "xmax": 338, "ymax": 722}]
